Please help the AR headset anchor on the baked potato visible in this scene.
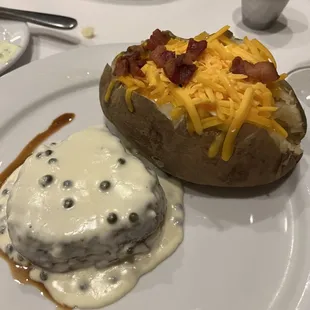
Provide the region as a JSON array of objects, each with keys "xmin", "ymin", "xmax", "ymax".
[{"xmin": 99, "ymin": 26, "xmax": 307, "ymax": 187}]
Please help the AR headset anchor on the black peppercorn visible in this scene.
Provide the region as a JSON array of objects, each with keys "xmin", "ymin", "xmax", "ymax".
[
  {"xmin": 117, "ymin": 158, "xmax": 126, "ymax": 165},
  {"xmin": 63, "ymin": 198, "xmax": 74, "ymax": 209},
  {"xmin": 39, "ymin": 175, "xmax": 54, "ymax": 187},
  {"xmin": 107, "ymin": 213, "xmax": 118, "ymax": 224},
  {"xmin": 63, "ymin": 180, "xmax": 73, "ymax": 189},
  {"xmin": 129, "ymin": 213, "xmax": 139, "ymax": 223},
  {"xmin": 100, "ymin": 180, "xmax": 111, "ymax": 191},
  {"xmin": 40, "ymin": 271, "xmax": 48, "ymax": 281},
  {"xmin": 48, "ymin": 158, "xmax": 58, "ymax": 164}
]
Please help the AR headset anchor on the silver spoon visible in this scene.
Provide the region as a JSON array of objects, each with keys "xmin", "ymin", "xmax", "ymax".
[{"xmin": 0, "ymin": 7, "xmax": 77, "ymax": 30}]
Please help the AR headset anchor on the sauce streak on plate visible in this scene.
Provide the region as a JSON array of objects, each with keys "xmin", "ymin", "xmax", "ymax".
[
  {"xmin": 0, "ymin": 113, "xmax": 75, "ymax": 187},
  {"xmin": 0, "ymin": 113, "xmax": 75, "ymax": 310},
  {"xmin": 0, "ymin": 251, "xmax": 71, "ymax": 310},
  {"xmin": 0, "ymin": 115, "xmax": 184, "ymax": 310}
]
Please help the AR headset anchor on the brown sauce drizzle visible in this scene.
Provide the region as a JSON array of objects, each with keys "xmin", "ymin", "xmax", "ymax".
[
  {"xmin": 0, "ymin": 113, "xmax": 75, "ymax": 310},
  {"xmin": 0, "ymin": 251, "xmax": 71, "ymax": 310},
  {"xmin": 0, "ymin": 113, "xmax": 75, "ymax": 187}
]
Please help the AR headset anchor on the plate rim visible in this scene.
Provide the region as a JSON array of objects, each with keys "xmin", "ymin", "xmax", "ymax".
[{"xmin": 1, "ymin": 43, "xmax": 310, "ymax": 310}]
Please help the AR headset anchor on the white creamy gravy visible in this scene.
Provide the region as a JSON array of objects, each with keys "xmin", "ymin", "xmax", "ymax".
[
  {"xmin": 29, "ymin": 175, "xmax": 183, "ymax": 309},
  {"xmin": 7, "ymin": 127, "xmax": 159, "ymax": 243},
  {"xmin": 7, "ymin": 127, "xmax": 168, "ymax": 273},
  {"xmin": 0, "ymin": 167, "xmax": 30, "ymax": 266},
  {"xmin": 0, "ymin": 126, "xmax": 184, "ymax": 309}
]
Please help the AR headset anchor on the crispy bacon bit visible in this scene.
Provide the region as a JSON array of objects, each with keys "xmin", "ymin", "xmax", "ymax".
[
  {"xmin": 161, "ymin": 51, "xmax": 176, "ymax": 64},
  {"xmin": 163, "ymin": 58, "xmax": 176, "ymax": 78},
  {"xmin": 128, "ymin": 58, "xmax": 145, "ymax": 78},
  {"xmin": 146, "ymin": 29, "xmax": 170, "ymax": 51},
  {"xmin": 113, "ymin": 45, "xmax": 146, "ymax": 78},
  {"xmin": 136, "ymin": 59, "xmax": 147, "ymax": 68},
  {"xmin": 150, "ymin": 45, "xmax": 175, "ymax": 68},
  {"xmin": 113, "ymin": 32, "xmax": 206, "ymax": 84},
  {"xmin": 114, "ymin": 57, "xmax": 129, "ymax": 76},
  {"xmin": 186, "ymin": 39, "xmax": 208, "ymax": 61},
  {"xmin": 177, "ymin": 53, "xmax": 193, "ymax": 65},
  {"xmin": 230, "ymin": 56, "xmax": 246, "ymax": 75},
  {"xmin": 177, "ymin": 64, "xmax": 197, "ymax": 85},
  {"xmin": 248, "ymin": 61, "xmax": 280, "ymax": 83},
  {"xmin": 127, "ymin": 45, "xmax": 145, "ymax": 54},
  {"xmin": 164, "ymin": 55, "xmax": 197, "ymax": 85},
  {"xmin": 159, "ymin": 38, "xmax": 206, "ymax": 85},
  {"xmin": 231, "ymin": 56, "xmax": 279, "ymax": 83},
  {"xmin": 150, "ymin": 45, "xmax": 166, "ymax": 67}
]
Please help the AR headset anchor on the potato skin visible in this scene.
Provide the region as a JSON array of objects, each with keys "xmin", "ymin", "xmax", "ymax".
[
  {"xmin": 100, "ymin": 64, "xmax": 303, "ymax": 187},
  {"xmin": 277, "ymin": 80, "xmax": 307, "ymax": 143}
]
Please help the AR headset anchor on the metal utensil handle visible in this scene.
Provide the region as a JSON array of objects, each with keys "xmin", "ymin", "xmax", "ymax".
[{"xmin": 0, "ymin": 7, "xmax": 77, "ymax": 30}]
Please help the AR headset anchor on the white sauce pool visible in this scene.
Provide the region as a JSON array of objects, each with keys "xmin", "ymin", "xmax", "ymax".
[
  {"xmin": 0, "ymin": 126, "xmax": 184, "ymax": 309},
  {"xmin": 30, "ymin": 176, "xmax": 183, "ymax": 309}
]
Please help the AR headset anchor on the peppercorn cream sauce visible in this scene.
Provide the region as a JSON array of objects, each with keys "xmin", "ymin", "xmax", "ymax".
[
  {"xmin": 7, "ymin": 126, "xmax": 168, "ymax": 273},
  {"xmin": 0, "ymin": 121, "xmax": 184, "ymax": 309},
  {"xmin": 29, "ymin": 175, "xmax": 183, "ymax": 309}
]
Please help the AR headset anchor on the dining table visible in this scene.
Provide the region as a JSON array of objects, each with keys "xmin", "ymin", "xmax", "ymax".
[
  {"xmin": 1, "ymin": 1, "xmax": 310, "ymax": 310},
  {"xmin": 2, "ymin": 0, "xmax": 310, "ymax": 74}
]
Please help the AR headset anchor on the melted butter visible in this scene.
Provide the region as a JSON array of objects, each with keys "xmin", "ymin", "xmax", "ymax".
[{"xmin": 0, "ymin": 41, "xmax": 20, "ymax": 64}]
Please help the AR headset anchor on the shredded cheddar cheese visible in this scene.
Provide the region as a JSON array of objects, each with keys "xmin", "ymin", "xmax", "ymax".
[
  {"xmin": 104, "ymin": 79, "xmax": 116, "ymax": 102},
  {"xmin": 108, "ymin": 25, "xmax": 288, "ymax": 161},
  {"xmin": 207, "ymin": 25, "xmax": 230, "ymax": 43},
  {"xmin": 194, "ymin": 31, "xmax": 209, "ymax": 41},
  {"xmin": 125, "ymin": 87, "xmax": 136, "ymax": 112},
  {"xmin": 222, "ymin": 88, "xmax": 254, "ymax": 161},
  {"xmin": 208, "ymin": 132, "xmax": 226, "ymax": 158},
  {"xmin": 252, "ymin": 39, "xmax": 277, "ymax": 68},
  {"xmin": 172, "ymin": 87, "xmax": 203, "ymax": 134}
]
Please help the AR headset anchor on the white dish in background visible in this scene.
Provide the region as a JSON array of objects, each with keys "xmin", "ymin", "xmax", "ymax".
[
  {"xmin": 287, "ymin": 66, "xmax": 310, "ymax": 109},
  {"xmin": 0, "ymin": 20, "xmax": 30, "ymax": 74},
  {"xmin": 0, "ymin": 44, "xmax": 310, "ymax": 310}
]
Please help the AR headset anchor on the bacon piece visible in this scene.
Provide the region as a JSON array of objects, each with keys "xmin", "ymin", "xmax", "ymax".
[
  {"xmin": 164, "ymin": 55, "xmax": 197, "ymax": 85},
  {"xmin": 230, "ymin": 56, "xmax": 246, "ymax": 75},
  {"xmin": 247, "ymin": 61, "xmax": 279, "ymax": 83},
  {"xmin": 146, "ymin": 29, "xmax": 170, "ymax": 51},
  {"xmin": 177, "ymin": 53, "xmax": 193, "ymax": 65},
  {"xmin": 163, "ymin": 58, "xmax": 176, "ymax": 78},
  {"xmin": 186, "ymin": 38, "xmax": 208, "ymax": 61},
  {"xmin": 136, "ymin": 59, "xmax": 147, "ymax": 68},
  {"xmin": 150, "ymin": 45, "xmax": 166, "ymax": 67},
  {"xmin": 158, "ymin": 38, "xmax": 206, "ymax": 84},
  {"xmin": 114, "ymin": 57, "xmax": 129, "ymax": 76},
  {"xmin": 150, "ymin": 45, "xmax": 175, "ymax": 68},
  {"xmin": 128, "ymin": 58, "xmax": 145, "ymax": 78},
  {"xmin": 161, "ymin": 50, "xmax": 175, "ymax": 64},
  {"xmin": 231, "ymin": 56, "xmax": 279, "ymax": 83},
  {"xmin": 113, "ymin": 48, "xmax": 146, "ymax": 78},
  {"xmin": 177, "ymin": 63, "xmax": 197, "ymax": 85},
  {"xmin": 127, "ymin": 44, "xmax": 145, "ymax": 54}
]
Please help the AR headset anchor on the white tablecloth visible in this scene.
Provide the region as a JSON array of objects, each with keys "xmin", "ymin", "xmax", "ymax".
[{"xmin": 2, "ymin": 0, "xmax": 310, "ymax": 73}]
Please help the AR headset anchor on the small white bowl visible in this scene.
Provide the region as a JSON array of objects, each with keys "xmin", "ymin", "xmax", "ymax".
[{"xmin": 0, "ymin": 19, "xmax": 30, "ymax": 74}]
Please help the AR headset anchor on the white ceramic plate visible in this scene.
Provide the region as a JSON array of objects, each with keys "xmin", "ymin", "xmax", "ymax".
[
  {"xmin": 287, "ymin": 66, "xmax": 310, "ymax": 110},
  {"xmin": 1, "ymin": 44, "xmax": 310, "ymax": 310},
  {"xmin": 0, "ymin": 19, "xmax": 30, "ymax": 74}
]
